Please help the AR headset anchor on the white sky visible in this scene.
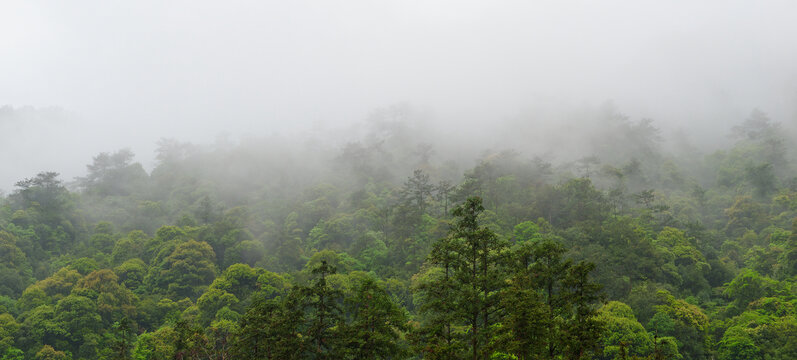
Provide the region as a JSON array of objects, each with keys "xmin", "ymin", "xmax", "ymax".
[{"xmin": 1, "ymin": 1, "xmax": 797, "ymax": 190}]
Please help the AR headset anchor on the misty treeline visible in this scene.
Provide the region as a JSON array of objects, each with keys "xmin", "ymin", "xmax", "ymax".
[{"xmin": 0, "ymin": 104, "xmax": 795, "ymax": 360}]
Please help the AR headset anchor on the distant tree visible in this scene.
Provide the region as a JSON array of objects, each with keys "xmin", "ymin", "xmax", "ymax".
[
  {"xmin": 732, "ymin": 109, "xmax": 779, "ymax": 141},
  {"xmin": 576, "ymin": 156, "xmax": 600, "ymax": 178},
  {"xmin": 651, "ymin": 291, "xmax": 709, "ymax": 359},
  {"xmin": 110, "ymin": 231, "xmax": 147, "ymax": 265},
  {"xmin": 9, "ymin": 173, "xmax": 77, "ymax": 253},
  {"xmin": 725, "ymin": 196, "xmax": 768, "ymax": 236},
  {"xmin": 402, "ymin": 169, "xmax": 434, "ymax": 214},
  {"xmin": 88, "ymin": 222, "xmax": 116, "ymax": 255},
  {"xmin": 556, "ymin": 178, "xmax": 609, "ymax": 227},
  {"xmin": 11, "ymin": 172, "xmax": 70, "ymax": 214},
  {"xmin": 723, "ymin": 269, "xmax": 775, "ymax": 313},
  {"xmin": 632, "ymin": 189, "xmax": 655, "ymax": 209},
  {"xmin": 435, "ymin": 180, "xmax": 454, "ymax": 216},
  {"xmin": 1, "ymin": 347, "xmax": 25, "ymax": 360},
  {"xmin": 78, "ymin": 149, "xmax": 148, "ymax": 197},
  {"xmin": 745, "ymin": 163, "xmax": 777, "ymax": 198},
  {"xmin": 717, "ymin": 326, "xmax": 760, "ymax": 360}
]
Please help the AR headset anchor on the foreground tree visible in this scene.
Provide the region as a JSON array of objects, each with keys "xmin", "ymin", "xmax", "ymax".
[
  {"xmin": 495, "ymin": 222, "xmax": 605, "ymax": 359},
  {"xmin": 233, "ymin": 290, "xmax": 305, "ymax": 360},
  {"xmin": 416, "ymin": 197, "xmax": 509, "ymax": 359},
  {"xmin": 302, "ymin": 260, "xmax": 344, "ymax": 359},
  {"xmin": 340, "ymin": 277, "xmax": 409, "ymax": 359}
]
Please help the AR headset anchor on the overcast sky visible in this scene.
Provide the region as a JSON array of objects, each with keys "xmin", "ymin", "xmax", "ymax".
[{"xmin": 2, "ymin": 1, "xmax": 797, "ymax": 190}]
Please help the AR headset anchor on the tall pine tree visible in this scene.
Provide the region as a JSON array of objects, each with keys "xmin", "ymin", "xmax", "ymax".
[
  {"xmin": 416, "ymin": 197, "xmax": 509, "ymax": 360},
  {"xmin": 341, "ymin": 277, "xmax": 409, "ymax": 359},
  {"xmin": 302, "ymin": 260, "xmax": 344, "ymax": 359}
]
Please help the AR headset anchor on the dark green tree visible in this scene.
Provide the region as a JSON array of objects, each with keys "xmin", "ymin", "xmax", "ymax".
[
  {"xmin": 233, "ymin": 289, "xmax": 305, "ymax": 360},
  {"xmin": 561, "ymin": 261, "xmax": 605, "ymax": 359},
  {"xmin": 340, "ymin": 277, "xmax": 409, "ymax": 359},
  {"xmin": 501, "ymin": 237, "xmax": 604, "ymax": 360},
  {"xmin": 109, "ymin": 317, "xmax": 134, "ymax": 360},
  {"xmin": 149, "ymin": 240, "xmax": 217, "ymax": 299},
  {"xmin": 302, "ymin": 260, "xmax": 344, "ymax": 359},
  {"xmin": 401, "ymin": 169, "xmax": 434, "ymax": 215},
  {"xmin": 530, "ymin": 240, "xmax": 571, "ymax": 358},
  {"xmin": 416, "ymin": 197, "xmax": 508, "ymax": 360},
  {"xmin": 413, "ymin": 229, "xmax": 461, "ymax": 359},
  {"xmin": 494, "ymin": 265, "xmax": 547, "ymax": 360}
]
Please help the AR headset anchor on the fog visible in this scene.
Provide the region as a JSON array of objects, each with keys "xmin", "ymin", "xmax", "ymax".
[{"xmin": 2, "ymin": 0, "xmax": 797, "ymax": 191}]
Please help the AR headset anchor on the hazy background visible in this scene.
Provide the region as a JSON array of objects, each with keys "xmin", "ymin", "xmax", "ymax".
[{"xmin": 2, "ymin": 0, "xmax": 797, "ymax": 191}]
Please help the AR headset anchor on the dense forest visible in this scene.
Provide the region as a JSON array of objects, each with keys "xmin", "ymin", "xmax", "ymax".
[{"xmin": 0, "ymin": 105, "xmax": 795, "ymax": 360}]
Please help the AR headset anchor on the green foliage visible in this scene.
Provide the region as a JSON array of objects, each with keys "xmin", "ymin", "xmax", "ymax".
[
  {"xmin": 302, "ymin": 260, "xmax": 345, "ymax": 358},
  {"xmin": 110, "ymin": 231, "xmax": 147, "ymax": 265},
  {"xmin": 78, "ymin": 149, "xmax": 148, "ymax": 197},
  {"xmin": 0, "ymin": 231, "xmax": 33, "ymax": 297},
  {"xmin": 596, "ymin": 301, "xmax": 653, "ymax": 359},
  {"xmin": 131, "ymin": 325, "xmax": 177, "ymax": 360},
  {"xmin": 339, "ymin": 276, "xmax": 410, "ymax": 359},
  {"xmin": 107, "ymin": 317, "xmax": 135, "ymax": 360},
  {"xmin": 493, "ymin": 264, "xmax": 547, "ymax": 359},
  {"xmin": 73, "ymin": 269, "xmax": 136, "ymax": 325},
  {"xmin": 54, "ymin": 294, "xmax": 101, "ymax": 355},
  {"xmin": 233, "ymin": 290, "xmax": 304, "ymax": 359},
  {"xmin": 414, "ymin": 197, "xmax": 509, "ymax": 359},
  {"xmin": 3, "ymin": 118, "xmax": 797, "ymax": 358},
  {"xmin": 113, "ymin": 259, "xmax": 147, "ymax": 293},
  {"xmin": 512, "ymin": 221, "xmax": 541, "ymax": 243},
  {"xmin": 0, "ymin": 313, "xmax": 20, "ymax": 356},
  {"xmin": 718, "ymin": 326, "xmax": 760, "ymax": 360},
  {"xmin": 34, "ymin": 345, "xmax": 70, "ymax": 360},
  {"xmin": 723, "ymin": 269, "xmax": 777, "ymax": 314},
  {"xmin": 652, "ymin": 290, "xmax": 709, "ymax": 359},
  {"xmin": 725, "ymin": 196, "xmax": 768, "ymax": 236},
  {"xmin": 148, "ymin": 239, "xmax": 217, "ymax": 299}
]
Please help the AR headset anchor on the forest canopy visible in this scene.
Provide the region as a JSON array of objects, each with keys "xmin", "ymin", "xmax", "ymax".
[{"xmin": 0, "ymin": 107, "xmax": 795, "ymax": 359}]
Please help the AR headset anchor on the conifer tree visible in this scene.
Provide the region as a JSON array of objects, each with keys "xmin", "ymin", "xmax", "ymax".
[
  {"xmin": 341, "ymin": 277, "xmax": 409, "ymax": 359},
  {"xmin": 110, "ymin": 317, "xmax": 134, "ymax": 360},
  {"xmin": 498, "ymin": 232, "xmax": 604, "ymax": 359},
  {"xmin": 233, "ymin": 288, "xmax": 305, "ymax": 359},
  {"xmin": 233, "ymin": 295, "xmax": 278, "ymax": 359},
  {"xmin": 495, "ymin": 242, "xmax": 548, "ymax": 360},
  {"xmin": 417, "ymin": 197, "xmax": 508, "ymax": 360},
  {"xmin": 414, "ymin": 231, "xmax": 461, "ymax": 359},
  {"xmin": 302, "ymin": 260, "xmax": 344, "ymax": 359},
  {"xmin": 562, "ymin": 261, "xmax": 605, "ymax": 359},
  {"xmin": 451, "ymin": 197, "xmax": 509, "ymax": 359}
]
